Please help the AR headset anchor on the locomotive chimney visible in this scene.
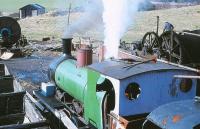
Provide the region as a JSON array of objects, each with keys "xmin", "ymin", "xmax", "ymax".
[
  {"xmin": 77, "ymin": 46, "xmax": 93, "ymax": 67},
  {"xmin": 62, "ymin": 38, "xmax": 73, "ymax": 56}
]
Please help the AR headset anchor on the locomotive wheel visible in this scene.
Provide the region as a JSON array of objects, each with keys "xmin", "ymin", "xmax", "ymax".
[
  {"xmin": 141, "ymin": 32, "xmax": 160, "ymax": 55},
  {"xmin": 160, "ymin": 31, "xmax": 182, "ymax": 64}
]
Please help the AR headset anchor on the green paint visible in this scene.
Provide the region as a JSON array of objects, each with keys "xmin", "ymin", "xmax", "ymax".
[
  {"xmin": 55, "ymin": 59, "xmax": 106, "ymax": 128},
  {"xmin": 84, "ymin": 69, "xmax": 106, "ymax": 129},
  {"xmin": 55, "ymin": 59, "xmax": 87, "ymax": 103}
]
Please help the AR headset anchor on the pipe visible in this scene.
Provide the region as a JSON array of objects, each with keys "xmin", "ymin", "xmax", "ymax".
[
  {"xmin": 118, "ymin": 50, "xmax": 200, "ymax": 73},
  {"xmin": 62, "ymin": 38, "xmax": 73, "ymax": 56},
  {"xmin": 174, "ymin": 75, "xmax": 200, "ymax": 79}
]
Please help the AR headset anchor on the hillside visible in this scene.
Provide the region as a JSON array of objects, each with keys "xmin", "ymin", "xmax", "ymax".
[
  {"xmin": 0, "ymin": 0, "xmax": 85, "ymax": 12},
  {"xmin": 18, "ymin": 5, "xmax": 200, "ymax": 43}
]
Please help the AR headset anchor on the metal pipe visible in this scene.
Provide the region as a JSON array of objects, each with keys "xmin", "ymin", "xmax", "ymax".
[
  {"xmin": 118, "ymin": 50, "xmax": 200, "ymax": 73},
  {"xmin": 182, "ymin": 32, "xmax": 200, "ymax": 37},
  {"xmin": 174, "ymin": 75, "xmax": 200, "ymax": 79}
]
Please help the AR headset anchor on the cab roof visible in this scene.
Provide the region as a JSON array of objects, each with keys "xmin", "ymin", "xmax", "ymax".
[{"xmin": 88, "ymin": 59, "xmax": 193, "ymax": 80}]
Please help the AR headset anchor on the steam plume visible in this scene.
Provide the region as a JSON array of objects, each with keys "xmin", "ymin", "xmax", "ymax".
[
  {"xmin": 63, "ymin": 0, "xmax": 103, "ymax": 38},
  {"xmin": 102, "ymin": 0, "xmax": 145, "ymax": 59}
]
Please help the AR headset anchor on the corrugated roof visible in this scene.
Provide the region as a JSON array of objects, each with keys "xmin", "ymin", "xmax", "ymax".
[{"xmin": 19, "ymin": 4, "xmax": 45, "ymax": 10}]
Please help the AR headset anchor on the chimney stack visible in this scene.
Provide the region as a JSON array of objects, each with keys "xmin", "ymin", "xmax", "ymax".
[{"xmin": 62, "ymin": 38, "xmax": 73, "ymax": 56}]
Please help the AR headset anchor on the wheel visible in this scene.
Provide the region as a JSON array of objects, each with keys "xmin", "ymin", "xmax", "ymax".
[
  {"xmin": 0, "ymin": 17, "xmax": 21, "ymax": 48},
  {"xmin": 160, "ymin": 31, "xmax": 182, "ymax": 64},
  {"xmin": 141, "ymin": 32, "xmax": 160, "ymax": 55}
]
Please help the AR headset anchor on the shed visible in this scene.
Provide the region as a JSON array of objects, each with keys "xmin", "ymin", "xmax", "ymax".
[{"xmin": 19, "ymin": 4, "xmax": 45, "ymax": 19}]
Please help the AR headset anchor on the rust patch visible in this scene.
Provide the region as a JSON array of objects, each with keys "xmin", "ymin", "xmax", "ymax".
[
  {"xmin": 172, "ymin": 115, "xmax": 182, "ymax": 123},
  {"xmin": 152, "ymin": 56, "xmax": 157, "ymax": 63}
]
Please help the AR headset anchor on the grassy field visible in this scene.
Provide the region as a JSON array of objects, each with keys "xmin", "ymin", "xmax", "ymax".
[
  {"xmin": 0, "ymin": 0, "xmax": 85, "ymax": 12},
  {"xmin": 124, "ymin": 5, "xmax": 200, "ymax": 42},
  {"xmin": 18, "ymin": 5, "xmax": 200, "ymax": 43}
]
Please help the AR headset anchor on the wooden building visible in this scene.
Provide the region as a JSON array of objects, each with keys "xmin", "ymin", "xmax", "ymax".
[{"xmin": 19, "ymin": 4, "xmax": 45, "ymax": 19}]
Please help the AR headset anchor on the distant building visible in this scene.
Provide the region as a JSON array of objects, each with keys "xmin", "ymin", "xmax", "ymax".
[{"xmin": 19, "ymin": 4, "xmax": 45, "ymax": 19}]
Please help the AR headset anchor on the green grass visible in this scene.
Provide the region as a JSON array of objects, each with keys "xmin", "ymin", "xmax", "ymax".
[{"xmin": 0, "ymin": 0, "xmax": 85, "ymax": 12}]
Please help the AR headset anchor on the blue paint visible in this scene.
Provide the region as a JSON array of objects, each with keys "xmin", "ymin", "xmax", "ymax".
[
  {"xmin": 146, "ymin": 99, "xmax": 200, "ymax": 129},
  {"xmin": 41, "ymin": 84, "xmax": 56, "ymax": 97},
  {"xmin": 119, "ymin": 70, "xmax": 197, "ymax": 116}
]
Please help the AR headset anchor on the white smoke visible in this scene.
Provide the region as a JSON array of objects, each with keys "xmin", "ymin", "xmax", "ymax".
[
  {"xmin": 63, "ymin": 0, "xmax": 103, "ymax": 38},
  {"xmin": 102, "ymin": 0, "xmax": 145, "ymax": 59}
]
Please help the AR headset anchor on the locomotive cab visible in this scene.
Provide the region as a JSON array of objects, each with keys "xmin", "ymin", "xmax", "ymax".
[{"xmin": 88, "ymin": 59, "xmax": 198, "ymax": 129}]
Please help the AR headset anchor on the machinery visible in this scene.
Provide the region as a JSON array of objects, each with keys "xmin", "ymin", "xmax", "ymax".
[
  {"xmin": 141, "ymin": 16, "xmax": 200, "ymax": 66},
  {"xmin": 39, "ymin": 38, "xmax": 200, "ymax": 129},
  {"xmin": 0, "ymin": 16, "xmax": 21, "ymax": 48},
  {"xmin": 0, "ymin": 16, "xmax": 26, "ymax": 59},
  {"xmin": 119, "ymin": 16, "xmax": 200, "ymax": 67}
]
